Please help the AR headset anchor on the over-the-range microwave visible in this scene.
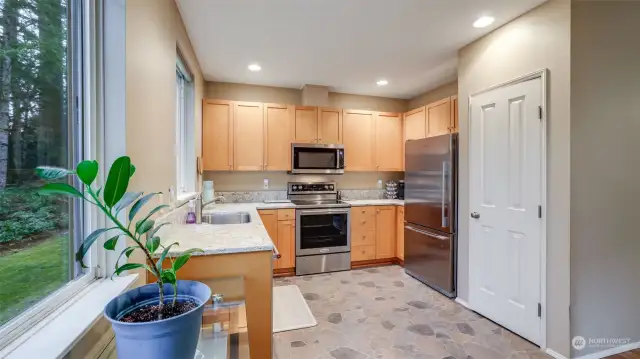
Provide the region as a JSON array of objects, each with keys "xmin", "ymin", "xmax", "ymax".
[{"xmin": 290, "ymin": 143, "xmax": 345, "ymax": 175}]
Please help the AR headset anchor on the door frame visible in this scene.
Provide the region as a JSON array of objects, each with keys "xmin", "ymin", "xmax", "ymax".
[{"xmin": 467, "ymin": 69, "xmax": 549, "ymax": 349}]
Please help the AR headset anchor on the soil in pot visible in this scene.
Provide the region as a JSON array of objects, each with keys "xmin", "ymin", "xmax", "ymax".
[{"xmin": 120, "ymin": 300, "xmax": 198, "ymax": 323}]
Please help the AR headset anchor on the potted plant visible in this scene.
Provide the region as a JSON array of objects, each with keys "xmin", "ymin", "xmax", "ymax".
[{"xmin": 36, "ymin": 156, "xmax": 210, "ymax": 359}]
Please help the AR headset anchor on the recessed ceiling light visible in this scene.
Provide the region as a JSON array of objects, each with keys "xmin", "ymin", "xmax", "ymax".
[
  {"xmin": 473, "ymin": 16, "xmax": 495, "ymax": 28},
  {"xmin": 377, "ymin": 80, "xmax": 388, "ymax": 86},
  {"xmin": 248, "ymin": 63, "xmax": 262, "ymax": 72}
]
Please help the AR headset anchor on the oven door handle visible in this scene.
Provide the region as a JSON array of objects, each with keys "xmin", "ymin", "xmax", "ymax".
[{"xmin": 298, "ymin": 208, "xmax": 350, "ymax": 215}]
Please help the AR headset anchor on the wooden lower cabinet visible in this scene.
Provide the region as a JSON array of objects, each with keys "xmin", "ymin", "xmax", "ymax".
[
  {"xmin": 375, "ymin": 206, "xmax": 396, "ymax": 259},
  {"xmin": 277, "ymin": 220, "xmax": 295, "ymax": 269},
  {"xmin": 352, "ymin": 245, "xmax": 376, "ymax": 261},
  {"xmin": 396, "ymin": 206, "xmax": 405, "ymax": 260},
  {"xmin": 258, "ymin": 209, "xmax": 295, "ymax": 272}
]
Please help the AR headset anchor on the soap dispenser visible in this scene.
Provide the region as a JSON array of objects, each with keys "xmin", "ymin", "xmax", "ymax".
[{"xmin": 185, "ymin": 200, "xmax": 197, "ymax": 224}]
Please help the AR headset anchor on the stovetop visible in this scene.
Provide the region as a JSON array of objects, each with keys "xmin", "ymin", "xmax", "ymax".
[{"xmin": 289, "ymin": 199, "xmax": 351, "ymax": 209}]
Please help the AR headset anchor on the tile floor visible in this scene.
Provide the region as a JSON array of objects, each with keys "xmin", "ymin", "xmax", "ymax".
[{"xmin": 273, "ymin": 265, "xmax": 551, "ymax": 359}]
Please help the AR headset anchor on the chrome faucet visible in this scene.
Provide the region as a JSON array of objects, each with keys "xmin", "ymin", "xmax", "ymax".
[{"xmin": 195, "ymin": 194, "xmax": 225, "ymax": 224}]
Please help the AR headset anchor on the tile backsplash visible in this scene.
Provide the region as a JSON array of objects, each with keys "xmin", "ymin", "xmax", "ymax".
[{"xmin": 214, "ymin": 189, "xmax": 385, "ymax": 203}]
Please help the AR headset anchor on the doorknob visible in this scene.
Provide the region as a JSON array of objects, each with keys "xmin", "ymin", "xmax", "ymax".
[{"xmin": 470, "ymin": 212, "xmax": 480, "ymax": 219}]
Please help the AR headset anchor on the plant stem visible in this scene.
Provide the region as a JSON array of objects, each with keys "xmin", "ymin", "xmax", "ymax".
[
  {"xmin": 172, "ymin": 283, "xmax": 178, "ymax": 307},
  {"xmin": 157, "ymin": 281, "xmax": 165, "ymax": 320}
]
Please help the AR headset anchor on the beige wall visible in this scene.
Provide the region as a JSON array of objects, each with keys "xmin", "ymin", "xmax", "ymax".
[
  {"xmin": 457, "ymin": 0, "xmax": 571, "ymax": 356},
  {"xmin": 570, "ymin": 1, "xmax": 640, "ymax": 356},
  {"xmin": 408, "ymin": 81, "xmax": 458, "ymax": 110},
  {"xmin": 206, "ymin": 82, "xmax": 409, "ymax": 113},
  {"xmin": 204, "ymin": 172, "xmax": 403, "ymax": 192},
  {"xmin": 206, "ymin": 82, "xmax": 302, "ymax": 105}
]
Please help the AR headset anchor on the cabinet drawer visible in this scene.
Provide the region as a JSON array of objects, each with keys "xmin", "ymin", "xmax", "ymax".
[
  {"xmin": 352, "ymin": 245, "xmax": 375, "ymax": 262},
  {"xmin": 351, "ymin": 207, "xmax": 375, "ymax": 231},
  {"xmin": 277, "ymin": 209, "xmax": 295, "ymax": 221},
  {"xmin": 351, "ymin": 230, "xmax": 375, "ymax": 246}
]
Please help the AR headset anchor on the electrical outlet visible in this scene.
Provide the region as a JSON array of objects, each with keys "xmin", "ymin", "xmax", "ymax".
[
  {"xmin": 377, "ymin": 179, "xmax": 383, "ymax": 189},
  {"xmin": 263, "ymin": 178, "xmax": 269, "ymax": 189}
]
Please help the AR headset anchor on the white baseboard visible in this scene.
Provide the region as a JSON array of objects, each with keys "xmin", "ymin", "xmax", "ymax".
[
  {"xmin": 455, "ymin": 297, "xmax": 470, "ymax": 309},
  {"xmin": 545, "ymin": 348, "xmax": 569, "ymax": 359},
  {"xmin": 574, "ymin": 341, "xmax": 640, "ymax": 359}
]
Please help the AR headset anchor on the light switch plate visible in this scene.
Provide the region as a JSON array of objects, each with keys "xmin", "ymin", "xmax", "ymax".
[{"xmin": 263, "ymin": 178, "xmax": 269, "ymax": 189}]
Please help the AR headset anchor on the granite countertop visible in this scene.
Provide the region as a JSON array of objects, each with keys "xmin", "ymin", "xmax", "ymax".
[
  {"xmin": 154, "ymin": 200, "xmax": 403, "ymax": 258},
  {"xmin": 154, "ymin": 203, "xmax": 275, "ymax": 257},
  {"xmin": 343, "ymin": 199, "xmax": 404, "ymax": 206}
]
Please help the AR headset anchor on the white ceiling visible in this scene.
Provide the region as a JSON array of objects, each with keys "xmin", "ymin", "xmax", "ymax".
[{"xmin": 176, "ymin": 0, "xmax": 547, "ymax": 99}]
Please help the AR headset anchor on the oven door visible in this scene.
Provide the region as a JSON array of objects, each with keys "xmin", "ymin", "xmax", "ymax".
[
  {"xmin": 296, "ymin": 208, "xmax": 351, "ymax": 256},
  {"xmin": 291, "ymin": 144, "xmax": 344, "ymax": 174}
]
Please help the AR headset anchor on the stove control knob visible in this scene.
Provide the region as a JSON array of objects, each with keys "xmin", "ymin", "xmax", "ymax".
[
  {"xmin": 329, "ymin": 185, "xmax": 334, "ymax": 190},
  {"xmin": 324, "ymin": 185, "xmax": 329, "ymax": 189},
  {"xmin": 293, "ymin": 185, "xmax": 299, "ymax": 191}
]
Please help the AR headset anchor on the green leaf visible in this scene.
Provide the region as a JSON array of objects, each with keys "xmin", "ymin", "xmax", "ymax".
[
  {"xmin": 148, "ymin": 222, "xmax": 170, "ymax": 239},
  {"xmin": 103, "ymin": 235, "xmax": 120, "ymax": 250},
  {"xmin": 114, "ymin": 246, "xmax": 137, "ymax": 270},
  {"xmin": 130, "ymin": 164, "xmax": 136, "ymax": 178},
  {"xmin": 135, "ymin": 205, "xmax": 169, "ymax": 232},
  {"xmin": 39, "ymin": 183, "xmax": 84, "ymax": 199},
  {"xmin": 173, "ymin": 248, "xmax": 204, "ymax": 272},
  {"xmin": 76, "ymin": 227, "xmax": 118, "ymax": 267},
  {"xmin": 76, "ymin": 160, "xmax": 99, "ymax": 186},
  {"xmin": 96, "ymin": 187, "xmax": 102, "ymax": 197},
  {"xmin": 129, "ymin": 193, "xmax": 159, "ymax": 222},
  {"xmin": 136, "ymin": 219, "xmax": 155, "ymax": 235},
  {"xmin": 156, "ymin": 242, "xmax": 179, "ymax": 272},
  {"xmin": 113, "ymin": 263, "xmax": 152, "ymax": 278},
  {"xmin": 35, "ymin": 166, "xmax": 74, "ymax": 180},
  {"xmin": 161, "ymin": 269, "xmax": 177, "ymax": 284},
  {"xmin": 114, "ymin": 191, "xmax": 143, "ymax": 214},
  {"xmin": 146, "ymin": 236, "xmax": 161, "ymax": 253},
  {"xmin": 103, "ymin": 156, "xmax": 131, "ymax": 208}
]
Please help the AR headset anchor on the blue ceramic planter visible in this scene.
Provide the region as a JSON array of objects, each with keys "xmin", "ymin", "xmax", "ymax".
[{"xmin": 104, "ymin": 280, "xmax": 211, "ymax": 359}]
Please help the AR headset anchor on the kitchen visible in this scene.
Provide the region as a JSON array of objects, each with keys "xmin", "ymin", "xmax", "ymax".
[{"xmin": 119, "ymin": 0, "xmax": 569, "ymax": 358}]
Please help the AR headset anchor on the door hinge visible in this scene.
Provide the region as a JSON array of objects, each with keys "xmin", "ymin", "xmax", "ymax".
[
  {"xmin": 538, "ymin": 106, "xmax": 543, "ymax": 120},
  {"xmin": 538, "ymin": 205, "xmax": 542, "ymax": 218},
  {"xmin": 538, "ymin": 303, "xmax": 542, "ymax": 318}
]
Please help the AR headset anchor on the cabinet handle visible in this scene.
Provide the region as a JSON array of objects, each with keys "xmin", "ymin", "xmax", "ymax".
[
  {"xmin": 361, "ymin": 210, "xmax": 365, "ymax": 213},
  {"xmin": 362, "ymin": 220, "xmax": 366, "ymax": 224}
]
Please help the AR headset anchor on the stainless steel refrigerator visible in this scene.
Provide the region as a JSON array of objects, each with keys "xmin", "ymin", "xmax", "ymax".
[{"xmin": 404, "ymin": 134, "xmax": 457, "ymax": 298}]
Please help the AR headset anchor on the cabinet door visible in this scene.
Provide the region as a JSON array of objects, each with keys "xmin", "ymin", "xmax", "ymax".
[
  {"xmin": 450, "ymin": 95, "xmax": 459, "ymax": 133},
  {"xmin": 404, "ymin": 107, "xmax": 426, "ymax": 140},
  {"xmin": 264, "ymin": 103, "xmax": 293, "ymax": 171},
  {"xmin": 318, "ymin": 107, "xmax": 342, "ymax": 144},
  {"xmin": 426, "ymin": 98, "xmax": 452, "ymax": 137},
  {"xmin": 396, "ymin": 206, "xmax": 405, "ymax": 260},
  {"xmin": 375, "ymin": 112, "xmax": 403, "ymax": 171},
  {"xmin": 234, "ymin": 102, "xmax": 264, "ymax": 171},
  {"xmin": 375, "ymin": 206, "xmax": 396, "ymax": 259},
  {"xmin": 343, "ymin": 110, "xmax": 375, "ymax": 171},
  {"xmin": 294, "ymin": 106, "xmax": 318, "ymax": 143},
  {"xmin": 258, "ymin": 210, "xmax": 279, "ymax": 269},
  {"xmin": 202, "ymin": 100, "xmax": 234, "ymax": 171},
  {"xmin": 277, "ymin": 220, "xmax": 295, "ymax": 269}
]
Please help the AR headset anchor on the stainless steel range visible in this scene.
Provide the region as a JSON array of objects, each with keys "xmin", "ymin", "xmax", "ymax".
[{"xmin": 288, "ymin": 182, "xmax": 351, "ymax": 276}]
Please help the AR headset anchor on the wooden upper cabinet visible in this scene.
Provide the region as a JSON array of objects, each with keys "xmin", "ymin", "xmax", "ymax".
[
  {"xmin": 426, "ymin": 97, "xmax": 452, "ymax": 137},
  {"xmin": 404, "ymin": 106, "xmax": 427, "ymax": 141},
  {"xmin": 451, "ymin": 95, "xmax": 459, "ymax": 133},
  {"xmin": 234, "ymin": 102, "xmax": 264, "ymax": 171},
  {"xmin": 375, "ymin": 112, "xmax": 403, "ymax": 171},
  {"xmin": 294, "ymin": 106, "xmax": 318, "ymax": 143},
  {"xmin": 318, "ymin": 107, "xmax": 342, "ymax": 144},
  {"xmin": 375, "ymin": 206, "xmax": 396, "ymax": 259},
  {"xmin": 264, "ymin": 103, "xmax": 293, "ymax": 171},
  {"xmin": 202, "ymin": 100, "xmax": 234, "ymax": 171},
  {"xmin": 343, "ymin": 109, "xmax": 375, "ymax": 171}
]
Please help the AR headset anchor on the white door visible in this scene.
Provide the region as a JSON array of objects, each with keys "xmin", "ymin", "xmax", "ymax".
[{"xmin": 469, "ymin": 78, "xmax": 543, "ymax": 344}]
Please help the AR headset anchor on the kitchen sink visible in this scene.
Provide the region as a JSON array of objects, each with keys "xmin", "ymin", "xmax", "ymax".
[{"xmin": 201, "ymin": 212, "xmax": 251, "ymax": 225}]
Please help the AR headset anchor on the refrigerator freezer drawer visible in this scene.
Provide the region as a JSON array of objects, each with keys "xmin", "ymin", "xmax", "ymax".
[{"xmin": 404, "ymin": 224, "xmax": 456, "ymax": 298}]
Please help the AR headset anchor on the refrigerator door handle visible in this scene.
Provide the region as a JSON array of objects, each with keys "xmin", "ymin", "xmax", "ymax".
[
  {"xmin": 441, "ymin": 162, "xmax": 448, "ymax": 228},
  {"xmin": 405, "ymin": 225, "xmax": 449, "ymax": 240}
]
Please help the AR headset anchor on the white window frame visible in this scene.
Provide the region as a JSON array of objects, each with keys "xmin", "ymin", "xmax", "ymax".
[
  {"xmin": 0, "ymin": 0, "xmax": 110, "ymax": 350},
  {"xmin": 176, "ymin": 54, "xmax": 196, "ymax": 194}
]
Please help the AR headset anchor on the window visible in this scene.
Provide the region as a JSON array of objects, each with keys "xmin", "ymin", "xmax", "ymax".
[
  {"xmin": 0, "ymin": 0, "xmax": 93, "ymax": 344},
  {"xmin": 176, "ymin": 53, "xmax": 195, "ymax": 194}
]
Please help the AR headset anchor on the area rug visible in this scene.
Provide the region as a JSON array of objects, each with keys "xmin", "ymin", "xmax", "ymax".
[{"xmin": 272, "ymin": 285, "xmax": 317, "ymax": 333}]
